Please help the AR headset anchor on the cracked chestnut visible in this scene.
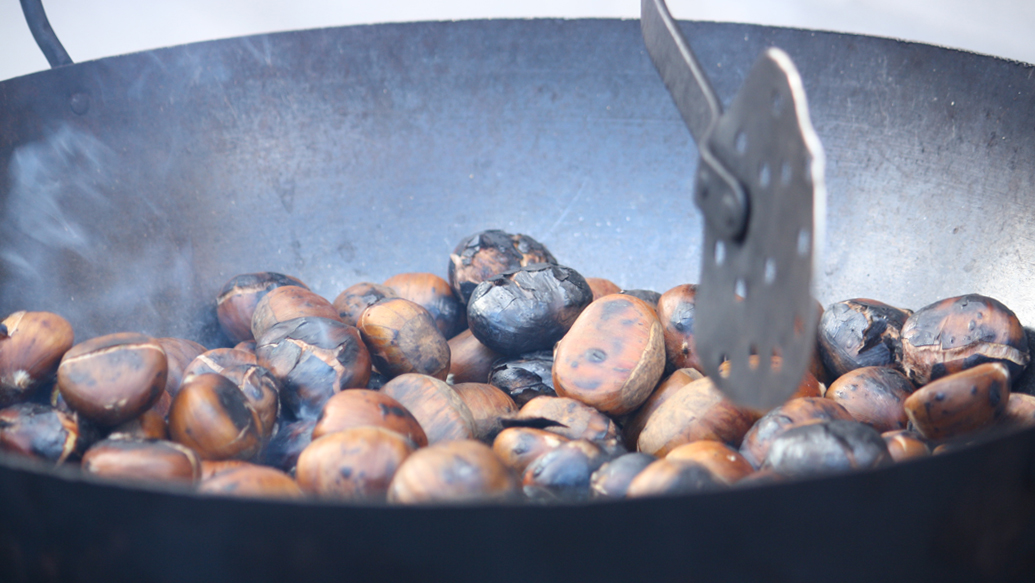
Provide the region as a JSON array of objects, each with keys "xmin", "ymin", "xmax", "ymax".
[{"xmin": 217, "ymin": 272, "xmax": 309, "ymax": 343}]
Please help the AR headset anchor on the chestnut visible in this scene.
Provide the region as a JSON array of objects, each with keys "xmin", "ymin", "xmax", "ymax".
[
  {"xmin": 220, "ymin": 364, "xmax": 280, "ymax": 441},
  {"xmin": 618, "ymin": 289, "xmax": 661, "ymax": 314},
  {"xmin": 380, "ymin": 373, "xmax": 475, "ymax": 444},
  {"xmin": 590, "ymin": 452, "xmax": 657, "ymax": 499},
  {"xmin": 233, "ymin": 340, "xmax": 257, "ymax": 354},
  {"xmin": 296, "ymin": 427, "xmax": 415, "ymax": 501},
  {"xmin": 200, "ymin": 459, "xmax": 251, "ymax": 480},
  {"xmin": 514, "ymin": 396, "xmax": 621, "ymax": 449},
  {"xmin": 553, "ymin": 294, "xmax": 665, "ymax": 416},
  {"xmin": 466, "ymin": 264, "xmax": 593, "ymax": 356},
  {"xmin": 81, "ymin": 438, "xmax": 201, "ymax": 484},
  {"xmin": 655, "ymin": 284, "xmax": 701, "ymax": 373},
  {"xmin": 584, "ymin": 277, "xmax": 621, "ymax": 301},
  {"xmin": 665, "ymin": 440, "xmax": 755, "ymax": 484},
  {"xmin": 448, "ymin": 229, "xmax": 557, "ymax": 305},
  {"xmin": 260, "ymin": 418, "xmax": 315, "ymax": 473},
  {"xmin": 198, "ymin": 463, "xmax": 303, "ymax": 498},
  {"xmin": 57, "ymin": 332, "xmax": 168, "ymax": 426},
  {"xmin": 181, "ymin": 348, "xmax": 257, "ymax": 384},
  {"xmin": 452, "ymin": 382, "xmax": 518, "ymax": 442},
  {"xmin": 384, "ymin": 272, "xmax": 466, "ymax": 339},
  {"xmin": 332, "ymin": 282, "xmax": 398, "ymax": 327},
  {"xmin": 881, "ymin": 429, "xmax": 930, "ymax": 462},
  {"xmin": 761, "ymin": 420, "xmax": 892, "ymax": 477},
  {"xmin": 900, "ymin": 294, "xmax": 1029, "ymax": 385},
  {"xmin": 523, "ymin": 439, "xmax": 610, "ymax": 502},
  {"xmin": 1000, "ymin": 393, "xmax": 1035, "ymax": 431},
  {"xmin": 168, "ymin": 373, "xmax": 261, "ymax": 461},
  {"xmin": 637, "ymin": 377, "xmax": 761, "ymax": 457},
  {"xmin": 0, "ymin": 311, "xmax": 74, "ymax": 407},
  {"xmin": 357, "ymin": 298, "xmax": 450, "ymax": 381},
  {"xmin": 255, "ymin": 317, "xmax": 371, "ymax": 421},
  {"xmin": 312, "ymin": 389, "xmax": 428, "ymax": 447},
  {"xmin": 0, "ymin": 402, "xmax": 83, "ymax": 464},
  {"xmin": 492, "ymin": 426, "xmax": 570, "ymax": 475},
  {"xmin": 817, "ymin": 299, "xmax": 911, "ymax": 378},
  {"xmin": 487, "ymin": 350, "xmax": 556, "ymax": 406},
  {"xmin": 250, "ymin": 285, "xmax": 341, "ymax": 341},
  {"xmin": 625, "ymin": 459, "xmax": 723, "ymax": 498},
  {"xmin": 903, "ymin": 362, "xmax": 1010, "ymax": 441},
  {"xmin": 388, "ymin": 439, "xmax": 518, "ymax": 504},
  {"xmin": 622, "ymin": 368, "xmax": 704, "ymax": 448},
  {"xmin": 156, "ymin": 337, "xmax": 206, "ymax": 398},
  {"xmin": 447, "ymin": 329, "xmax": 501, "ymax": 385},
  {"xmin": 826, "ymin": 366, "xmax": 913, "ymax": 432},
  {"xmin": 216, "ymin": 272, "xmax": 309, "ymax": 343},
  {"xmin": 107, "ymin": 405, "xmax": 169, "ymax": 441},
  {"xmin": 739, "ymin": 397, "xmax": 854, "ymax": 468}
]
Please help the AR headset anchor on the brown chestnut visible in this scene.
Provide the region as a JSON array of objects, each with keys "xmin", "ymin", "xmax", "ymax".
[
  {"xmin": 999, "ymin": 393, "xmax": 1035, "ymax": 431},
  {"xmin": 447, "ymin": 329, "xmax": 501, "ymax": 385},
  {"xmin": 296, "ymin": 427, "xmax": 415, "ymax": 501},
  {"xmin": 903, "ymin": 362, "xmax": 1010, "ymax": 441},
  {"xmin": 255, "ymin": 317, "xmax": 371, "ymax": 421},
  {"xmin": 514, "ymin": 396, "xmax": 621, "ymax": 449},
  {"xmin": 826, "ymin": 366, "xmax": 913, "ymax": 432},
  {"xmin": 0, "ymin": 311, "xmax": 74, "ymax": 407},
  {"xmin": 198, "ymin": 463, "xmax": 303, "ymax": 498},
  {"xmin": 312, "ymin": 389, "xmax": 428, "ymax": 447},
  {"xmin": 332, "ymin": 282, "xmax": 398, "ymax": 327},
  {"xmin": 217, "ymin": 272, "xmax": 310, "ymax": 343},
  {"xmin": 250, "ymin": 285, "xmax": 341, "ymax": 341},
  {"xmin": 655, "ymin": 284, "xmax": 702, "ymax": 373},
  {"xmin": 665, "ymin": 440, "xmax": 755, "ymax": 484},
  {"xmin": 452, "ymin": 382, "xmax": 518, "ymax": 443},
  {"xmin": 181, "ymin": 348, "xmax": 257, "ymax": 384},
  {"xmin": 881, "ymin": 429, "xmax": 930, "ymax": 462},
  {"xmin": 900, "ymin": 294, "xmax": 1029, "ymax": 385},
  {"xmin": 57, "ymin": 332, "xmax": 168, "ymax": 426},
  {"xmin": 168, "ymin": 373, "xmax": 261, "ymax": 461},
  {"xmin": 357, "ymin": 298, "xmax": 450, "ymax": 381},
  {"xmin": 156, "ymin": 337, "xmax": 206, "ymax": 398},
  {"xmin": 220, "ymin": 364, "xmax": 280, "ymax": 441},
  {"xmin": 739, "ymin": 397, "xmax": 854, "ymax": 468},
  {"xmin": 584, "ymin": 277, "xmax": 622, "ymax": 302},
  {"xmin": 625, "ymin": 459, "xmax": 723, "ymax": 498},
  {"xmin": 380, "ymin": 373, "xmax": 475, "ymax": 444},
  {"xmin": 553, "ymin": 294, "xmax": 666, "ymax": 416},
  {"xmin": 387, "ymin": 440, "xmax": 518, "ymax": 504},
  {"xmin": 0, "ymin": 402, "xmax": 83, "ymax": 464},
  {"xmin": 448, "ymin": 229, "xmax": 557, "ymax": 305},
  {"xmin": 491, "ymin": 426, "xmax": 570, "ymax": 475},
  {"xmin": 384, "ymin": 272, "xmax": 466, "ymax": 339},
  {"xmin": 260, "ymin": 418, "xmax": 315, "ymax": 473},
  {"xmin": 622, "ymin": 368, "xmax": 704, "ymax": 448},
  {"xmin": 81, "ymin": 438, "xmax": 201, "ymax": 484}
]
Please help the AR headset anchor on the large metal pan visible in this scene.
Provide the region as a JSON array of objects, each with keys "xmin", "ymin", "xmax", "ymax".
[{"xmin": 1, "ymin": 14, "xmax": 1034, "ymax": 583}]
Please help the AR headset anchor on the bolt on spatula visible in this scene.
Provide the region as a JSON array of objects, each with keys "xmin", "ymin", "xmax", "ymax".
[{"xmin": 641, "ymin": 0, "xmax": 826, "ymax": 410}]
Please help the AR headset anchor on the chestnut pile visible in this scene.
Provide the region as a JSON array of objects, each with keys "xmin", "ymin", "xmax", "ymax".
[{"xmin": 0, "ymin": 229, "xmax": 1032, "ymax": 504}]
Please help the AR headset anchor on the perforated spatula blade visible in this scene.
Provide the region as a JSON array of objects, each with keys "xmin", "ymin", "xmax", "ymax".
[{"xmin": 641, "ymin": 0, "xmax": 826, "ymax": 410}]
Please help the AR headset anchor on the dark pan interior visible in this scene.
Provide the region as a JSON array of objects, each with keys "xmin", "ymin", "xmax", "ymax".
[{"xmin": 1, "ymin": 19, "xmax": 1034, "ymax": 582}]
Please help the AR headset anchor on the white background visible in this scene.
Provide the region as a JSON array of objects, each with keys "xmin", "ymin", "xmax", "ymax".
[{"xmin": 2, "ymin": 0, "xmax": 1034, "ymax": 82}]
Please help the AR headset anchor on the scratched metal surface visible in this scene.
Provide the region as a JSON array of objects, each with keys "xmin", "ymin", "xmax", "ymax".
[{"xmin": 0, "ymin": 20, "xmax": 1034, "ymax": 581}]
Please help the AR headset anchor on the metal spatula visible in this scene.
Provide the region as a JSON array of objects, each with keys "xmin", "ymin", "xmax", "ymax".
[{"xmin": 641, "ymin": 0, "xmax": 826, "ymax": 410}]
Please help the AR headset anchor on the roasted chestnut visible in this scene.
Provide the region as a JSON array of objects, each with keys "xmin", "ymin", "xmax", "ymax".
[
  {"xmin": 553, "ymin": 294, "xmax": 665, "ymax": 416},
  {"xmin": 665, "ymin": 440, "xmax": 755, "ymax": 484},
  {"xmin": 761, "ymin": 420, "xmax": 893, "ymax": 477},
  {"xmin": 447, "ymin": 329, "xmax": 501, "ymax": 385},
  {"xmin": 0, "ymin": 402, "xmax": 83, "ymax": 464},
  {"xmin": 181, "ymin": 348, "xmax": 257, "ymax": 383},
  {"xmin": 296, "ymin": 427, "xmax": 415, "ymax": 501},
  {"xmin": 826, "ymin": 366, "xmax": 913, "ymax": 432},
  {"xmin": 250, "ymin": 285, "xmax": 341, "ymax": 341},
  {"xmin": 487, "ymin": 350, "xmax": 556, "ymax": 406},
  {"xmin": 255, "ymin": 317, "xmax": 371, "ymax": 421},
  {"xmin": 1000, "ymin": 393, "xmax": 1035, "ymax": 431},
  {"xmin": 622, "ymin": 368, "xmax": 704, "ymax": 448},
  {"xmin": 589, "ymin": 452, "xmax": 656, "ymax": 499},
  {"xmin": 900, "ymin": 294, "xmax": 1029, "ymax": 385},
  {"xmin": 448, "ymin": 229, "xmax": 557, "ymax": 304},
  {"xmin": 312, "ymin": 388, "xmax": 428, "ymax": 447},
  {"xmin": 357, "ymin": 298, "xmax": 450, "ymax": 381},
  {"xmin": 260, "ymin": 418, "xmax": 315, "ymax": 473},
  {"xmin": 387, "ymin": 440, "xmax": 518, "ymax": 504},
  {"xmin": 739, "ymin": 397, "xmax": 854, "ymax": 468},
  {"xmin": 903, "ymin": 361, "xmax": 1010, "ymax": 441},
  {"xmin": 817, "ymin": 299, "xmax": 910, "ymax": 378},
  {"xmin": 514, "ymin": 396, "xmax": 621, "ymax": 449},
  {"xmin": 523, "ymin": 439, "xmax": 610, "ymax": 502},
  {"xmin": 219, "ymin": 364, "xmax": 280, "ymax": 441},
  {"xmin": 655, "ymin": 284, "xmax": 701, "ymax": 373},
  {"xmin": 331, "ymin": 282, "xmax": 398, "ymax": 327},
  {"xmin": 198, "ymin": 463, "xmax": 303, "ymax": 498},
  {"xmin": 156, "ymin": 337, "xmax": 206, "ymax": 398},
  {"xmin": 881, "ymin": 429, "xmax": 930, "ymax": 462},
  {"xmin": 492, "ymin": 426, "xmax": 570, "ymax": 475},
  {"xmin": 0, "ymin": 311, "xmax": 74, "ymax": 407},
  {"xmin": 452, "ymin": 382, "xmax": 518, "ymax": 442},
  {"xmin": 57, "ymin": 332, "xmax": 168, "ymax": 426},
  {"xmin": 466, "ymin": 264, "xmax": 593, "ymax": 356},
  {"xmin": 168, "ymin": 373, "xmax": 261, "ymax": 461},
  {"xmin": 625, "ymin": 459, "xmax": 722, "ymax": 498},
  {"xmin": 584, "ymin": 277, "xmax": 621, "ymax": 301},
  {"xmin": 81, "ymin": 438, "xmax": 201, "ymax": 484},
  {"xmin": 383, "ymin": 272, "xmax": 466, "ymax": 339},
  {"xmin": 216, "ymin": 272, "xmax": 309, "ymax": 343},
  {"xmin": 380, "ymin": 373, "xmax": 475, "ymax": 444}
]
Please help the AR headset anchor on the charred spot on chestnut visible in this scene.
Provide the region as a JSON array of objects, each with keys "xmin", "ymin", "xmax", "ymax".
[
  {"xmin": 467, "ymin": 264, "xmax": 592, "ymax": 356},
  {"xmin": 168, "ymin": 373, "xmax": 261, "ymax": 461},
  {"xmin": 383, "ymin": 272, "xmax": 467, "ymax": 340},
  {"xmin": 250, "ymin": 285, "xmax": 340, "ymax": 341},
  {"xmin": 817, "ymin": 299, "xmax": 911, "ymax": 379},
  {"xmin": 332, "ymin": 282, "xmax": 398, "ymax": 327},
  {"xmin": 761, "ymin": 420, "xmax": 892, "ymax": 477},
  {"xmin": 216, "ymin": 272, "xmax": 309, "ymax": 343},
  {"xmin": 488, "ymin": 350, "xmax": 556, "ymax": 406},
  {"xmin": 900, "ymin": 294, "xmax": 1030, "ymax": 385},
  {"xmin": 357, "ymin": 298, "xmax": 450, "ymax": 381},
  {"xmin": 448, "ymin": 230, "xmax": 557, "ymax": 305},
  {"xmin": 0, "ymin": 402, "xmax": 82, "ymax": 464}
]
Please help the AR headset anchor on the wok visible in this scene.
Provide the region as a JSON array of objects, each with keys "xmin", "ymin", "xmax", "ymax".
[{"xmin": 1, "ymin": 11, "xmax": 1034, "ymax": 583}]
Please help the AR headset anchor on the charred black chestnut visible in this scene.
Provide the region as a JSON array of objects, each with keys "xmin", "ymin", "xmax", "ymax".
[
  {"xmin": 488, "ymin": 350, "xmax": 556, "ymax": 406},
  {"xmin": 523, "ymin": 439, "xmax": 610, "ymax": 502},
  {"xmin": 761, "ymin": 419, "xmax": 893, "ymax": 477},
  {"xmin": 448, "ymin": 229, "xmax": 557, "ymax": 305},
  {"xmin": 817, "ymin": 298, "xmax": 911, "ymax": 379},
  {"xmin": 0, "ymin": 402, "xmax": 83, "ymax": 464},
  {"xmin": 590, "ymin": 452, "xmax": 656, "ymax": 499},
  {"xmin": 467, "ymin": 264, "xmax": 592, "ymax": 356}
]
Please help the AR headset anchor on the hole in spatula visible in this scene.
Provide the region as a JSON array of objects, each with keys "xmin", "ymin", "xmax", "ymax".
[
  {"xmin": 735, "ymin": 130, "xmax": 747, "ymax": 154},
  {"xmin": 758, "ymin": 162, "xmax": 771, "ymax": 188},
  {"xmin": 714, "ymin": 240, "xmax": 726, "ymax": 266},
  {"xmin": 764, "ymin": 258, "xmax": 777, "ymax": 284},
  {"xmin": 797, "ymin": 229, "xmax": 810, "ymax": 256},
  {"xmin": 735, "ymin": 278, "xmax": 747, "ymax": 301}
]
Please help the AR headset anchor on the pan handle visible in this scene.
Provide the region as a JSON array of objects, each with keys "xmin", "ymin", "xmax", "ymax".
[{"xmin": 19, "ymin": 0, "xmax": 73, "ymax": 68}]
